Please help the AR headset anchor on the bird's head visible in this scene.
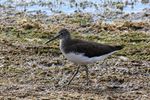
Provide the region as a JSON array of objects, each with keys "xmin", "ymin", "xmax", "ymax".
[{"xmin": 45, "ymin": 28, "xmax": 71, "ymax": 44}]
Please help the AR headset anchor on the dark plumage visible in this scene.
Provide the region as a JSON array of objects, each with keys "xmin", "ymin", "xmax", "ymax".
[
  {"xmin": 61, "ymin": 38, "xmax": 124, "ymax": 58},
  {"xmin": 45, "ymin": 28, "xmax": 124, "ymax": 86}
]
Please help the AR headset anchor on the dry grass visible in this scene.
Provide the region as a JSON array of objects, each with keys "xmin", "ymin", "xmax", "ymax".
[{"xmin": 0, "ymin": 9, "xmax": 150, "ymax": 99}]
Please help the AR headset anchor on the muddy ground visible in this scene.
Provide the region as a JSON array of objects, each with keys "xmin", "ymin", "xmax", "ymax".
[{"xmin": 0, "ymin": 5, "xmax": 150, "ymax": 100}]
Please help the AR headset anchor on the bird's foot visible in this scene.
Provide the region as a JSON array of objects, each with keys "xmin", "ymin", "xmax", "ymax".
[
  {"xmin": 85, "ymin": 80, "xmax": 89, "ymax": 86},
  {"xmin": 61, "ymin": 66, "xmax": 80, "ymax": 88}
]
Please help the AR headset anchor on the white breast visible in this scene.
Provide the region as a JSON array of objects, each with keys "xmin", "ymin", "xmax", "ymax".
[{"xmin": 63, "ymin": 52, "xmax": 116, "ymax": 64}]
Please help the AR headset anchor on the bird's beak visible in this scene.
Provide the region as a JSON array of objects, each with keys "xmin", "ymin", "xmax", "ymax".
[{"xmin": 45, "ymin": 34, "xmax": 60, "ymax": 44}]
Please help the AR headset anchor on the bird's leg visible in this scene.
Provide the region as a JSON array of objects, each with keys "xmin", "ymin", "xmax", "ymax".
[
  {"xmin": 100, "ymin": 59, "xmax": 107, "ymax": 65},
  {"xmin": 84, "ymin": 65, "xmax": 89, "ymax": 85},
  {"xmin": 67, "ymin": 65, "xmax": 80, "ymax": 85}
]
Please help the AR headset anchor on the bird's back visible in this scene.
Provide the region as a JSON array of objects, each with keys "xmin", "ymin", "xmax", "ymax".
[{"xmin": 61, "ymin": 39, "xmax": 124, "ymax": 58}]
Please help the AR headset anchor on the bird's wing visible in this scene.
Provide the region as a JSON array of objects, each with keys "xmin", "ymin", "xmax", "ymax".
[{"xmin": 65, "ymin": 42, "xmax": 116, "ymax": 58}]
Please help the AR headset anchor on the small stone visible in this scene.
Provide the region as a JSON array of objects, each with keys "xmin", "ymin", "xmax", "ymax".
[{"xmin": 119, "ymin": 56, "xmax": 129, "ymax": 61}]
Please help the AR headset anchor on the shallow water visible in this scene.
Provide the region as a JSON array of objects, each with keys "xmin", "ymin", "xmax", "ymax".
[{"xmin": 0, "ymin": 0, "xmax": 150, "ymax": 15}]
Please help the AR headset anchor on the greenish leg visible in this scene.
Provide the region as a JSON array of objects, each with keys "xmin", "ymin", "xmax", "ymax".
[{"xmin": 67, "ymin": 65, "xmax": 80, "ymax": 85}]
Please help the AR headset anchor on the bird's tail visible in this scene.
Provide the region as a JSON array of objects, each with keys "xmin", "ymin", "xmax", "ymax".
[{"xmin": 114, "ymin": 45, "xmax": 124, "ymax": 50}]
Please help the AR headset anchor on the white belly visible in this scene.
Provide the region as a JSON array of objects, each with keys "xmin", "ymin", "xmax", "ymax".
[{"xmin": 63, "ymin": 52, "xmax": 115, "ymax": 64}]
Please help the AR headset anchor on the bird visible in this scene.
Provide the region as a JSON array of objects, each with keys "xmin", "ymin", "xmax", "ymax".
[{"xmin": 45, "ymin": 28, "xmax": 124, "ymax": 86}]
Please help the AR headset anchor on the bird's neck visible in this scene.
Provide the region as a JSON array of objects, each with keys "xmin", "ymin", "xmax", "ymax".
[
  {"xmin": 60, "ymin": 37, "xmax": 71, "ymax": 48},
  {"xmin": 60, "ymin": 38, "xmax": 68, "ymax": 45},
  {"xmin": 61, "ymin": 36, "xmax": 71, "ymax": 42},
  {"xmin": 59, "ymin": 38, "xmax": 69, "ymax": 54}
]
